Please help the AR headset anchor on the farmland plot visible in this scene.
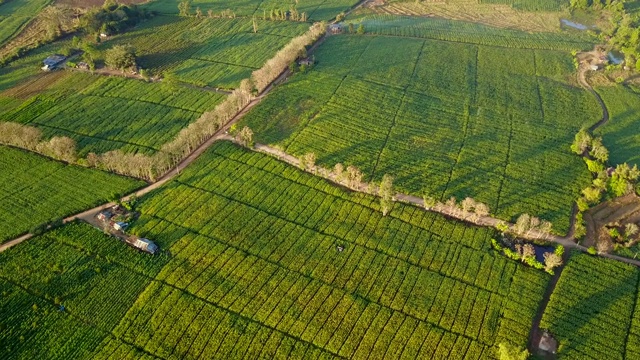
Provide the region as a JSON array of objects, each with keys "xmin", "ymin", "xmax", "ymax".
[
  {"xmin": 144, "ymin": 0, "xmax": 359, "ymax": 21},
  {"xmin": 594, "ymin": 85, "xmax": 640, "ymax": 167},
  {"xmin": 239, "ymin": 34, "xmax": 601, "ymax": 233},
  {"xmin": 1, "ymin": 72, "xmax": 225, "ymax": 155},
  {"xmin": 0, "ymin": 223, "xmax": 165, "ymax": 358},
  {"xmin": 104, "ymin": 15, "xmax": 309, "ymax": 89},
  {"xmin": 0, "ymin": 146, "xmax": 143, "ymax": 242},
  {"xmin": 111, "ymin": 141, "xmax": 550, "ymax": 358},
  {"xmin": 0, "ymin": 0, "xmax": 51, "ymax": 48},
  {"xmin": 540, "ymin": 253, "xmax": 640, "ymax": 360}
]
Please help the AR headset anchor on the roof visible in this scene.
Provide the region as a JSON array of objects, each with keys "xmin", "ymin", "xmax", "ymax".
[{"xmin": 43, "ymin": 55, "xmax": 66, "ymax": 67}]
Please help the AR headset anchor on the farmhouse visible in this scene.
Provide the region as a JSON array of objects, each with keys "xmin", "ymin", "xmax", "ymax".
[{"xmin": 41, "ymin": 54, "xmax": 66, "ymax": 71}]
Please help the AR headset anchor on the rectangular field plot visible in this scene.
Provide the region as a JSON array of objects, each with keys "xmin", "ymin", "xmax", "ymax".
[
  {"xmin": 144, "ymin": 0, "xmax": 358, "ymax": 21},
  {"xmin": 119, "ymin": 140, "xmax": 549, "ymax": 358},
  {"xmin": 0, "ymin": 142, "xmax": 550, "ymax": 358},
  {"xmin": 541, "ymin": 253, "xmax": 640, "ymax": 360},
  {"xmin": 103, "ymin": 15, "xmax": 309, "ymax": 89},
  {"xmin": 239, "ymin": 34, "xmax": 602, "ymax": 233},
  {"xmin": 0, "ymin": 146, "xmax": 144, "ymax": 242},
  {"xmin": 1, "ymin": 72, "xmax": 225, "ymax": 155},
  {"xmin": 595, "ymin": 85, "xmax": 640, "ymax": 167}
]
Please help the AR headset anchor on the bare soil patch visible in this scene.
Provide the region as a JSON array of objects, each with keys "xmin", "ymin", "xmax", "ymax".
[{"xmin": 584, "ymin": 193, "xmax": 640, "ymax": 249}]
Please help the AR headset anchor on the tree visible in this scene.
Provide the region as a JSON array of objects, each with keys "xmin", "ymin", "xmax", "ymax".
[
  {"xmin": 235, "ymin": 126, "xmax": 254, "ymax": 148},
  {"xmin": 37, "ymin": 136, "xmax": 77, "ymax": 163},
  {"xmin": 543, "ymin": 252, "xmax": 563, "ymax": 273},
  {"xmin": 195, "ymin": 6, "xmax": 202, "ymax": 18},
  {"xmin": 40, "ymin": 6, "xmax": 72, "ymax": 40},
  {"xmin": 334, "ymin": 163, "xmax": 344, "ymax": 180},
  {"xmin": 461, "ymin": 197, "xmax": 475, "ymax": 216},
  {"xmin": 178, "ymin": 0, "xmax": 192, "ymax": 16},
  {"xmin": 346, "ymin": 165, "xmax": 363, "ymax": 189},
  {"xmin": 514, "ymin": 214, "xmax": 531, "ymax": 235},
  {"xmin": 521, "ymin": 244, "xmax": 535, "ymax": 261},
  {"xmin": 498, "ymin": 342, "xmax": 529, "ymax": 360},
  {"xmin": 299, "ymin": 152, "xmax": 316, "ymax": 172},
  {"xmin": 571, "ymin": 128, "xmax": 592, "ymax": 155},
  {"xmin": 105, "ymin": 45, "xmax": 136, "ymax": 72},
  {"xmin": 357, "ymin": 23, "xmax": 365, "ymax": 35},
  {"xmin": 475, "ymin": 202, "xmax": 490, "ymax": 218},
  {"xmin": 207, "ymin": 9, "xmax": 213, "ymax": 18},
  {"xmin": 590, "ymin": 137, "xmax": 609, "ymax": 162},
  {"xmin": 582, "ymin": 186, "xmax": 602, "ymax": 204},
  {"xmin": 252, "ymin": 16, "xmax": 258, "ymax": 33},
  {"xmin": 379, "ymin": 174, "xmax": 394, "ymax": 216},
  {"xmin": 348, "ymin": 23, "xmax": 354, "ymax": 34},
  {"xmin": 423, "ymin": 195, "xmax": 436, "ymax": 210}
]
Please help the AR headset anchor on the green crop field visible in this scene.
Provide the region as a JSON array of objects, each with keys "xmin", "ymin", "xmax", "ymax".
[
  {"xmin": 103, "ymin": 15, "xmax": 310, "ymax": 89},
  {"xmin": 1, "ymin": 72, "xmax": 226, "ymax": 155},
  {"xmin": 0, "ymin": 141, "xmax": 550, "ymax": 358},
  {"xmin": 344, "ymin": 15, "xmax": 593, "ymax": 51},
  {"xmin": 0, "ymin": 0, "xmax": 51, "ymax": 48},
  {"xmin": 540, "ymin": 253, "xmax": 640, "ymax": 359},
  {"xmin": 594, "ymin": 85, "xmax": 640, "ymax": 167},
  {"xmin": 0, "ymin": 146, "xmax": 144, "ymax": 242},
  {"xmin": 144, "ymin": 0, "xmax": 358, "ymax": 21},
  {"xmin": 479, "ymin": 0, "xmax": 568, "ymax": 12},
  {"xmin": 239, "ymin": 34, "xmax": 602, "ymax": 233}
]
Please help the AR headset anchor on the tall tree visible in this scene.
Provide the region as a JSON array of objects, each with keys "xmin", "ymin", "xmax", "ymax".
[{"xmin": 379, "ymin": 174, "xmax": 394, "ymax": 216}]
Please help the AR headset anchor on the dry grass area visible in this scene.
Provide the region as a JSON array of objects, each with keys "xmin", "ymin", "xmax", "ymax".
[
  {"xmin": 363, "ymin": 0, "xmax": 567, "ymax": 32},
  {"xmin": 0, "ymin": 70, "xmax": 67, "ymax": 99}
]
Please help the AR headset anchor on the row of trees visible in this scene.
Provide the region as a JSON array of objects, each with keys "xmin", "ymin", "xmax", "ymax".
[
  {"xmin": 571, "ymin": 128, "xmax": 640, "ymax": 243},
  {"xmin": 0, "ymin": 122, "xmax": 77, "ymax": 163}
]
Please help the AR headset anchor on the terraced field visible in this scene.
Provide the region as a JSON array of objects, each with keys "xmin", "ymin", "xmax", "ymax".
[
  {"xmin": 0, "ymin": 146, "xmax": 144, "ymax": 242},
  {"xmin": 239, "ymin": 34, "xmax": 601, "ymax": 233},
  {"xmin": 0, "ymin": 141, "xmax": 550, "ymax": 358}
]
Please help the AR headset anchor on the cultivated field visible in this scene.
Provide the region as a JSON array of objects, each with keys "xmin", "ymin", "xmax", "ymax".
[
  {"xmin": 144, "ymin": 0, "xmax": 359, "ymax": 21},
  {"xmin": 540, "ymin": 252, "xmax": 640, "ymax": 359},
  {"xmin": 365, "ymin": 0, "xmax": 570, "ymax": 33},
  {"xmin": 103, "ymin": 16, "xmax": 310, "ymax": 89},
  {"xmin": 0, "ymin": 146, "xmax": 144, "ymax": 242},
  {"xmin": 0, "ymin": 0, "xmax": 51, "ymax": 48},
  {"xmin": 1, "ymin": 71, "xmax": 226, "ymax": 155},
  {"xmin": 239, "ymin": 34, "xmax": 601, "ymax": 232},
  {"xmin": 0, "ymin": 141, "xmax": 551, "ymax": 358},
  {"xmin": 595, "ymin": 85, "xmax": 640, "ymax": 167}
]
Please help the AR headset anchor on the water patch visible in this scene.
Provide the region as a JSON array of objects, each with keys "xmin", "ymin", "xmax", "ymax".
[
  {"xmin": 561, "ymin": 19, "xmax": 588, "ymax": 30},
  {"xmin": 608, "ymin": 51, "xmax": 624, "ymax": 65}
]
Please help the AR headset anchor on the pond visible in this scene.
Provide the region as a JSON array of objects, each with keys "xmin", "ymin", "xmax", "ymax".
[
  {"xmin": 533, "ymin": 244, "xmax": 556, "ymax": 263},
  {"xmin": 608, "ymin": 51, "xmax": 624, "ymax": 65}
]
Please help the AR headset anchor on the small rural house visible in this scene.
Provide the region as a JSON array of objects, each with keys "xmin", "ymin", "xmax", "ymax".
[
  {"xmin": 41, "ymin": 54, "xmax": 66, "ymax": 71},
  {"xmin": 131, "ymin": 238, "xmax": 159, "ymax": 254}
]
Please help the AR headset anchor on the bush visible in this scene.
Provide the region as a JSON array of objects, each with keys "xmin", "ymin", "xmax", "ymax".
[{"xmin": 587, "ymin": 246, "xmax": 597, "ymax": 255}]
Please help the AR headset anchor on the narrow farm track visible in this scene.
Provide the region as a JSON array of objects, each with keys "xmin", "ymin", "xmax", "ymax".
[{"xmin": 578, "ymin": 65, "xmax": 610, "ymax": 132}]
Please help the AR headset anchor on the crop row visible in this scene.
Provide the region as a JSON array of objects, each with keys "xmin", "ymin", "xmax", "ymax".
[
  {"xmin": 0, "ymin": 146, "xmax": 143, "ymax": 242},
  {"xmin": 127, "ymin": 141, "xmax": 549, "ymax": 354},
  {"xmin": 347, "ymin": 14, "xmax": 593, "ymax": 51},
  {"xmin": 540, "ymin": 253, "xmax": 640, "ymax": 359}
]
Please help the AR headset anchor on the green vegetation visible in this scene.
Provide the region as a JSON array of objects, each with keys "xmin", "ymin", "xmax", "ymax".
[
  {"xmin": 540, "ymin": 252, "xmax": 640, "ymax": 359},
  {"xmin": 595, "ymin": 85, "xmax": 640, "ymax": 166},
  {"xmin": 0, "ymin": 0, "xmax": 52, "ymax": 47},
  {"xmin": 0, "ymin": 146, "xmax": 143, "ymax": 242},
  {"xmin": 239, "ymin": 34, "xmax": 602, "ymax": 232},
  {"xmin": 481, "ymin": 0, "xmax": 569, "ymax": 12},
  {"xmin": 344, "ymin": 15, "xmax": 594, "ymax": 51},
  {"xmin": 144, "ymin": 0, "xmax": 358, "ymax": 21},
  {"xmin": 1, "ymin": 72, "xmax": 225, "ymax": 155},
  {"xmin": 0, "ymin": 141, "xmax": 551, "ymax": 358}
]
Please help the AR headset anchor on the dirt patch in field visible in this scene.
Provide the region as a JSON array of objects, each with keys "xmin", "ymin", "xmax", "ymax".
[
  {"xmin": 55, "ymin": 0, "xmax": 149, "ymax": 9},
  {"xmin": 584, "ymin": 193, "xmax": 640, "ymax": 249}
]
